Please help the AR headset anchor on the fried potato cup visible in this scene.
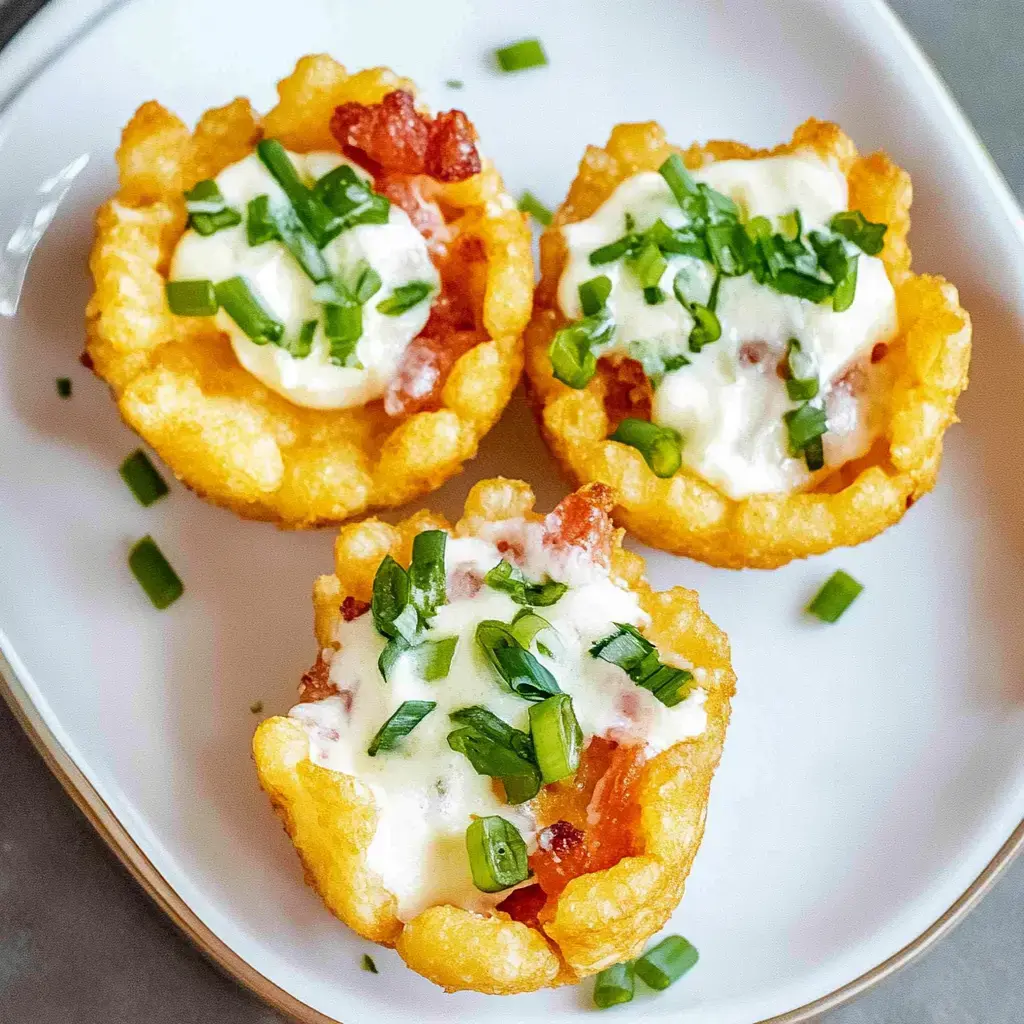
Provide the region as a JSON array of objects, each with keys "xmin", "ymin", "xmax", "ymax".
[
  {"xmin": 525, "ymin": 119, "xmax": 971, "ymax": 568},
  {"xmin": 254, "ymin": 478, "xmax": 735, "ymax": 994},
  {"xmin": 85, "ymin": 56, "xmax": 532, "ymax": 527}
]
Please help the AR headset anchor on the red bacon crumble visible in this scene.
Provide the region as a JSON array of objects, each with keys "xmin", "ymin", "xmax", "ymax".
[
  {"xmin": 341, "ymin": 596, "xmax": 370, "ymax": 621},
  {"xmin": 299, "ymin": 654, "xmax": 337, "ymax": 703},
  {"xmin": 496, "ymin": 883, "xmax": 548, "ymax": 929},
  {"xmin": 383, "ymin": 330, "xmax": 481, "ymax": 417},
  {"xmin": 738, "ymin": 340, "xmax": 771, "ymax": 368},
  {"xmin": 375, "ymin": 174, "xmax": 449, "ymax": 247},
  {"xmin": 543, "ymin": 485, "xmax": 615, "ymax": 566},
  {"xmin": 530, "ymin": 821, "xmax": 588, "ymax": 896},
  {"xmin": 871, "ymin": 342, "xmax": 889, "ymax": 363},
  {"xmin": 330, "ymin": 90, "xmax": 481, "ymax": 182},
  {"xmin": 601, "ymin": 357, "xmax": 652, "ymax": 427}
]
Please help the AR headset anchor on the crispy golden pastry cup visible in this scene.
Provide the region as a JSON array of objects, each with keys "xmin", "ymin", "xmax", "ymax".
[
  {"xmin": 253, "ymin": 478, "xmax": 735, "ymax": 994},
  {"xmin": 524, "ymin": 119, "xmax": 972, "ymax": 568},
  {"xmin": 85, "ymin": 56, "xmax": 532, "ymax": 527}
]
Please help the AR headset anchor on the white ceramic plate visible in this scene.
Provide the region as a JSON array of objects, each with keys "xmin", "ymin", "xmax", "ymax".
[{"xmin": 1, "ymin": 0, "xmax": 1023, "ymax": 1021}]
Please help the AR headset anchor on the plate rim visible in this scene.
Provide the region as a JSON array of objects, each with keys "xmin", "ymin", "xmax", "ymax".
[{"xmin": 1, "ymin": 0, "xmax": 1023, "ymax": 1021}]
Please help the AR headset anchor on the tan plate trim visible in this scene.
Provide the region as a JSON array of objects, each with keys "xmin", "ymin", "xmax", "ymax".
[{"xmin": 3, "ymin": 645, "xmax": 1023, "ymax": 1023}]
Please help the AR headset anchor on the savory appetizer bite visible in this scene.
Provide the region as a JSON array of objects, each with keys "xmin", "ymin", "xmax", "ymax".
[
  {"xmin": 254, "ymin": 478, "xmax": 734, "ymax": 994},
  {"xmin": 525, "ymin": 120, "xmax": 971, "ymax": 567},
  {"xmin": 85, "ymin": 56, "xmax": 532, "ymax": 526}
]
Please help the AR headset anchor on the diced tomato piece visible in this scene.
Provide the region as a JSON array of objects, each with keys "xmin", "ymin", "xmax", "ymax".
[
  {"xmin": 383, "ymin": 330, "xmax": 482, "ymax": 417},
  {"xmin": 496, "ymin": 883, "xmax": 548, "ymax": 929},
  {"xmin": 543, "ymin": 485, "xmax": 616, "ymax": 566}
]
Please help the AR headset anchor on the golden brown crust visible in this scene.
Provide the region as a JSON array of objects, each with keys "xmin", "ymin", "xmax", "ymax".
[
  {"xmin": 253, "ymin": 478, "xmax": 735, "ymax": 993},
  {"xmin": 524, "ymin": 119, "xmax": 971, "ymax": 568},
  {"xmin": 85, "ymin": 55, "xmax": 532, "ymax": 527}
]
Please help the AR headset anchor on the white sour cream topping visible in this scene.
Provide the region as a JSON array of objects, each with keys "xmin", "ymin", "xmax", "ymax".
[
  {"xmin": 171, "ymin": 150, "xmax": 439, "ymax": 409},
  {"xmin": 557, "ymin": 155, "xmax": 898, "ymax": 498},
  {"xmin": 289, "ymin": 522, "xmax": 706, "ymax": 920}
]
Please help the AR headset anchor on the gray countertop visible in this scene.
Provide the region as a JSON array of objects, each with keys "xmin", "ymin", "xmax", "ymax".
[{"xmin": 1, "ymin": 1, "xmax": 1022, "ymax": 1022}]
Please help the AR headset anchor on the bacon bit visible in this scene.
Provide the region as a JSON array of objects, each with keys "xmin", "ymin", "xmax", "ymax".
[
  {"xmin": 330, "ymin": 90, "xmax": 481, "ymax": 183},
  {"xmin": 543, "ymin": 485, "xmax": 616, "ymax": 566},
  {"xmin": 871, "ymin": 342, "xmax": 889, "ymax": 364},
  {"xmin": 496, "ymin": 883, "xmax": 548, "ymax": 929},
  {"xmin": 585, "ymin": 743, "xmax": 645, "ymax": 873},
  {"xmin": 341, "ymin": 596, "xmax": 370, "ymax": 622},
  {"xmin": 447, "ymin": 567, "xmax": 484, "ymax": 601},
  {"xmin": 906, "ymin": 494, "xmax": 916, "ymax": 509},
  {"xmin": 79, "ymin": 350, "xmax": 95, "ymax": 371},
  {"xmin": 375, "ymin": 174, "xmax": 450, "ymax": 248},
  {"xmin": 424, "ymin": 109, "xmax": 483, "ymax": 182},
  {"xmin": 833, "ymin": 363, "xmax": 867, "ymax": 396},
  {"xmin": 738, "ymin": 341, "xmax": 771, "ymax": 369},
  {"xmin": 529, "ymin": 821, "xmax": 588, "ymax": 896},
  {"xmin": 601, "ymin": 357, "xmax": 652, "ymax": 427},
  {"xmin": 299, "ymin": 654, "xmax": 337, "ymax": 703},
  {"xmin": 383, "ymin": 329, "xmax": 482, "ymax": 417}
]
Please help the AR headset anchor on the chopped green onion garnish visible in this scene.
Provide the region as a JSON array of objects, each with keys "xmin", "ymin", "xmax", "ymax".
[
  {"xmin": 476, "ymin": 620, "xmax": 561, "ymax": 701},
  {"xmin": 687, "ymin": 303, "xmax": 721, "ymax": 352},
  {"xmin": 528, "ymin": 694, "xmax": 582, "ymax": 783},
  {"xmin": 409, "ymin": 529, "xmax": 447, "ymax": 619},
  {"xmin": 56, "ymin": 377, "xmax": 72, "ymax": 398},
  {"xmin": 245, "ymin": 195, "xmax": 280, "ymax": 246},
  {"xmin": 495, "ymin": 38, "xmax": 548, "ymax": 73},
  {"xmin": 312, "ymin": 164, "xmax": 390, "ymax": 231},
  {"xmin": 830, "ymin": 210, "xmax": 887, "ymax": 255},
  {"xmin": 807, "ymin": 569, "xmax": 863, "ymax": 622},
  {"xmin": 593, "ymin": 962, "xmax": 635, "ymax": 1008},
  {"xmin": 284, "ymin": 319, "xmax": 318, "ymax": 360},
  {"xmin": 780, "ymin": 208, "xmax": 803, "ymax": 241},
  {"xmin": 184, "ymin": 180, "xmax": 242, "ymax": 236},
  {"xmin": 706, "ymin": 222, "xmax": 748, "ymax": 277},
  {"xmin": 445, "ymin": 78, "xmax": 464, "ymax": 89},
  {"xmin": 803, "ymin": 434, "xmax": 825, "ymax": 471},
  {"xmin": 371, "ymin": 555, "xmax": 417, "ymax": 641},
  {"xmin": 214, "ymin": 277, "xmax": 283, "ymax": 345},
  {"xmin": 165, "ymin": 279, "xmax": 218, "ymax": 317},
  {"xmin": 784, "ymin": 402, "xmax": 827, "ymax": 454},
  {"xmin": 324, "ymin": 299, "xmax": 363, "ymax": 367},
  {"xmin": 257, "ymin": 139, "xmax": 343, "ymax": 247},
  {"xmin": 484, "ymin": 560, "xmax": 568, "ymax": 607},
  {"xmin": 417, "ymin": 637, "xmax": 458, "ymax": 681},
  {"xmin": 510, "ymin": 609, "xmax": 553, "ymax": 650},
  {"xmin": 128, "ymin": 535, "xmax": 183, "ymax": 610},
  {"xmin": 378, "ymin": 636, "xmax": 409, "ymax": 682},
  {"xmin": 589, "ymin": 234, "xmax": 640, "ymax": 266},
  {"xmin": 351, "ymin": 263, "xmax": 383, "ymax": 304},
  {"xmin": 831, "ymin": 252, "xmax": 858, "ymax": 312},
  {"xmin": 377, "ymin": 281, "xmax": 434, "ymax": 316},
  {"xmin": 549, "ymin": 311, "xmax": 613, "ymax": 389},
  {"xmin": 448, "ymin": 709, "xmax": 540, "ymax": 802},
  {"xmin": 466, "ymin": 816, "xmax": 530, "ymax": 892},
  {"xmin": 191, "ymin": 208, "xmax": 242, "ymax": 236},
  {"xmin": 590, "ymin": 623, "xmax": 693, "ymax": 707},
  {"xmin": 785, "ymin": 339, "xmax": 819, "ymax": 401},
  {"xmin": 591, "ymin": 622, "xmax": 653, "ymax": 674},
  {"xmin": 519, "ymin": 191, "xmax": 553, "ymax": 226},
  {"xmin": 361, "ymin": 954, "xmax": 378, "ymax": 974},
  {"xmin": 578, "ymin": 275, "xmax": 612, "ymax": 316},
  {"xmin": 634, "ymin": 936, "xmax": 699, "ymax": 990},
  {"xmin": 659, "ymin": 153, "xmax": 699, "ymax": 209},
  {"xmin": 772, "ymin": 267, "xmax": 835, "ymax": 303},
  {"xmin": 366, "ymin": 700, "xmax": 436, "ymax": 756},
  {"xmin": 119, "ymin": 449, "xmax": 169, "ymax": 507},
  {"xmin": 272, "ymin": 205, "xmax": 332, "ymax": 283},
  {"xmin": 610, "ymin": 418, "xmax": 682, "ymax": 478},
  {"xmin": 449, "ymin": 706, "xmax": 535, "ymax": 762},
  {"xmin": 628, "ymin": 241, "xmax": 668, "ymax": 293}
]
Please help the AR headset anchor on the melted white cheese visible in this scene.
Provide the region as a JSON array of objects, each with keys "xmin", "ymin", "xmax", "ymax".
[
  {"xmin": 289, "ymin": 523, "xmax": 706, "ymax": 920},
  {"xmin": 171, "ymin": 150, "xmax": 439, "ymax": 409},
  {"xmin": 557, "ymin": 155, "xmax": 898, "ymax": 498}
]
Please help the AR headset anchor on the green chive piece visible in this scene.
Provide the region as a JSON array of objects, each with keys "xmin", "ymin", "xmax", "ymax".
[
  {"xmin": 324, "ymin": 299, "xmax": 363, "ymax": 367},
  {"xmin": 659, "ymin": 153, "xmax": 700, "ymax": 208},
  {"xmin": 647, "ymin": 219, "xmax": 709, "ymax": 260},
  {"xmin": 245, "ymin": 195, "xmax": 281, "ymax": 246},
  {"xmin": 634, "ymin": 936, "xmax": 699, "ymax": 990},
  {"xmin": 257, "ymin": 139, "xmax": 344, "ymax": 246},
  {"xmin": 593, "ymin": 962, "xmax": 635, "ymax": 1008},
  {"xmin": 367, "ymin": 700, "xmax": 436, "ymax": 756},
  {"xmin": 548, "ymin": 311, "xmax": 613, "ymax": 389},
  {"xmin": 447, "ymin": 707, "xmax": 540, "ymax": 802},
  {"xmin": 445, "ymin": 79, "xmax": 464, "ymax": 89},
  {"xmin": 610, "ymin": 418, "xmax": 682, "ymax": 478},
  {"xmin": 519, "ymin": 191, "xmax": 553, "ymax": 227},
  {"xmin": 56, "ymin": 377, "xmax": 72, "ymax": 398},
  {"xmin": 772, "ymin": 267, "xmax": 835, "ymax": 303},
  {"xmin": 377, "ymin": 281, "xmax": 434, "ymax": 316},
  {"xmin": 495, "ymin": 38, "xmax": 548, "ymax": 73},
  {"xmin": 418, "ymin": 637, "xmax": 458, "ymax": 681},
  {"xmin": 589, "ymin": 234, "xmax": 640, "ymax": 266},
  {"xmin": 706, "ymin": 222, "xmax": 748, "ymax": 276},
  {"xmin": 803, "ymin": 433, "xmax": 825, "ymax": 472},
  {"xmin": 214, "ymin": 277, "xmax": 284, "ymax": 345},
  {"xmin": 378, "ymin": 636, "xmax": 409, "ymax": 682},
  {"xmin": 785, "ymin": 339, "xmax": 819, "ymax": 401},
  {"xmin": 528, "ymin": 694, "xmax": 582, "ymax": 784},
  {"xmin": 830, "ymin": 210, "xmax": 887, "ymax": 255},
  {"xmin": 284, "ymin": 319, "xmax": 318, "ymax": 360},
  {"xmin": 578, "ymin": 275, "xmax": 612, "ymax": 316},
  {"xmin": 475, "ymin": 620, "xmax": 561, "ymax": 701},
  {"xmin": 371, "ymin": 555, "xmax": 416, "ymax": 641},
  {"xmin": 190, "ymin": 208, "xmax": 242, "ymax": 236},
  {"xmin": 510, "ymin": 609, "xmax": 553, "ymax": 650},
  {"xmin": 351, "ymin": 263, "xmax": 383, "ymax": 304},
  {"xmin": 591, "ymin": 622, "xmax": 654, "ymax": 674},
  {"xmin": 449, "ymin": 706, "xmax": 536, "ymax": 762},
  {"xmin": 185, "ymin": 180, "xmax": 242, "ymax": 236},
  {"xmin": 361, "ymin": 954, "xmax": 378, "ymax": 974},
  {"xmin": 628, "ymin": 241, "xmax": 668, "ymax": 294},
  {"xmin": 128, "ymin": 536, "xmax": 183, "ymax": 610},
  {"xmin": 688, "ymin": 303, "xmax": 721, "ymax": 352},
  {"xmin": 165, "ymin": 279, "xmax": 218, "ymax": 317},
  {"xmin": 590, "ymin": 624, "xmax": 693, "ymax": 708},
  {"xmin": 273, "ymin": 204, "xmax": 332, "ymax": 283},
  {"xmin": 409, "ymin": 529, "xmax": 448, "ymax": 619},
  {"xmin": 465, "ymin": 816, "xmax": 530, "ymax": 892},
  {"xmin": 312, "ymin": 164, "xmax": 391, "ymax": 230},
  {"xmin": 250, "ymin": 700, "xmax": 264, "ymax": 714},
  {"xmin": 784, "ymin": 402, "xmax": 828, "ymax": 454},
  {"xmin": 832, "ymin": 252, "xmax": 859, "ymax": 312},
  {"xmin": 808, "ymin": 569, "xmax": 863, "ymax": 622},
  {"xmin": 780, "ymin": 208, "xmax": 803, "ymax": 241},
  {"xmin": 484, "ymin": 560, "xmax": 568, "ymax": 607},
  {"xmin": 119, "ymin": 449, "xmax": 169, "ymax": 507}
]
